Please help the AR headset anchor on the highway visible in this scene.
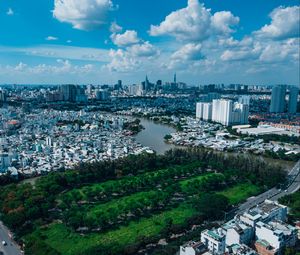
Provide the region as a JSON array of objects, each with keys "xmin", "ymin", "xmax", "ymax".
[
  {"xmin": 0, "ymin": 222, "xmax": 22, "ymax": 255},
  {"xmin": 236, "ymin": 159, "xmax": 300, "ymax": 215}
]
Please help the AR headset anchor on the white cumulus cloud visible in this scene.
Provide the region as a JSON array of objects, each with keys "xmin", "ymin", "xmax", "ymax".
[
  {"xmin": 211, "ymin": 11, "xmax": 239, "ymax": 34},
  {"xmin": 171, "ymin": 43, "xmax": 204, "ymax": 61},
  {"xmin": 110, "ymin": 30, "xmax": 140, "ymax": 47},
  {"xmin": 128, "ymin": 42, "xmax": 159, "ymax": 57},
  {"xmin": 110, "ymin": 21, "xmax": 122, "ymax": 33},
  {"xmin": 149, "ymin": 0, "xmax": 239, "ymax": 42},
  {"xmin": 53, "ymin": 0, "xmax": 113, "ymax": 30},
  {"xmin": 255, "ymin": 6, "xmax": 300, "ymax": 40},
  {"xmin": 105, "ymin": 49, "xmax": 140, "ymax": 72}
]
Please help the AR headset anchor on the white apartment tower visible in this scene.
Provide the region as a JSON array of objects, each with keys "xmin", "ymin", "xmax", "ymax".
[
  {"xmin": 196, "ymin": 99, "xmax": 249, "ymax": 126},
  {"xmin": 212, "ymin": 99, "xmax": 233, "ymax": 126},
  {"xmin": 196, "ymin": 102, "xmax": 212, "ymax": 121}
]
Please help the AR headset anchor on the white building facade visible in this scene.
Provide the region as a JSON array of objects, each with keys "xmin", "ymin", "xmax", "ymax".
[{"xmin": 201, "ymin": 228, "xmax": 226, "ymax": 254}]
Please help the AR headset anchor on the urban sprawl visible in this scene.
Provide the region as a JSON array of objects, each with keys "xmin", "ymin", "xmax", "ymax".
[{"xmin": 0, "ymin": 77, "xmax": 300, "ymax": 255}]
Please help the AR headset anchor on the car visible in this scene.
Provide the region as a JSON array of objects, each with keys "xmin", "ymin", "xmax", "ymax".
[{"xmin": 1, "ymin": 240, "xmax": 7, "ymax": 246}]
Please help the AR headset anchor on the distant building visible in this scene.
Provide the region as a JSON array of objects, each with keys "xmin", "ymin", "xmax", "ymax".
[
  {"xmin": 207, "ymin": 92, "xmax": 221, "ymax": 102},
  {"xmin": 128, "ymin": 84, "xmax": 139, "ymax": 96},
  {"xmin": 239, "ymin": 96, "xmax": 251, "ymax": 105},
  {"xmin": 0, "ymin": 90, "xmax": 7, "ymax": 102},
  {"xmin": 46, "ymin": 136, "xmax": 52, "ymax": 147},
  {"xmin": 196, "ymin": 99, "xmax": 249, "ymax": 126},
  {"xmin": 203, "ymin": 84, "xmax": 216, "ymax": 93},
  {"xmin": 75, "ymin": 86, "xmax": 88, "ymax": 103},
  {"xmin": 59, "ymin": 84, "xmax": 77, "ymax": 102},
  {"xmin": 288, "ymin": 86, "xmax": 299, "ymax": 114},
  {"xmin": 234, "ymin": 103, "xmax": 249, "ymax": 125},
  {"xmin": 270, "ymin": 85, "xmax": 286, "ymax": 113},
  {"xmin": 45, "ymin": 91, "xmax": 63, "ymax": 102},
  {"xmin": 0, "ymin": 151, "xmax": 10, "ymax": 172},
  {"xmin": 212, "ymin": 100, "xmax": 249, "ymax": 126},
  {"xmin": 58, "ymin": 84, "xmax": 87, "ymax": 102},
  {"xmin": 212, "ymin": 99, "xmax": 232, "ymax": 126},
  {"xmin": 156, "ymin": 80, "xmax": 162, "ymax": 86},
  {"xmin": 96, "ymin": 89, "xmax": 110, "ymax": 101},
  {"xmin": 118, "ymin": 80, "xmax": 122, "ymax": 88},
  {"xmin": 196, "ymin": 102, "xmax": 212, "ymax": 121}
]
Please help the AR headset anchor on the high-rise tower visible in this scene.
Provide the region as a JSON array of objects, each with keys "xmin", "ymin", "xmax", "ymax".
[
  {"xmin": 270, "ymin": 85, "xmax": 286, "ymax": 113},
  {"xmin": 288, "ymin": 86, "xmax": 299, "ymax": 114}
]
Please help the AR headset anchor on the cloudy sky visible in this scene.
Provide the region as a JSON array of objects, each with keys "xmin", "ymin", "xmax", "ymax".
[{"xmin": 0, "ymin": 0, "xmax": 299, "ymax": 85}]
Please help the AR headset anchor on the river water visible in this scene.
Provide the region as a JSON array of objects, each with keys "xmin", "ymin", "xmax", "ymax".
[{"xmin": 135, "ymin": 118, "xmax": 176, "ymax": 155}]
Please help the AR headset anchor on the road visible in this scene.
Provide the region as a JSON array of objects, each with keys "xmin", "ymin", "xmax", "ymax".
[
  {"xmin": 0, "ymin": 222, "xmax": 22, "ymax": 255},
  {"xmin": 236, "ymin": 159, "xmax": 300, "ymax": 215}
]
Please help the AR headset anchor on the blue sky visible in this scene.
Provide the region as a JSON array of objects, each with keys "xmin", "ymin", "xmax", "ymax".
[{"xmin": 0, "ymin": 0, "xmax": 299, "ymax": 85}]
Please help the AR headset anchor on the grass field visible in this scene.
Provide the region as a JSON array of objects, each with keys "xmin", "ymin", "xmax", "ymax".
[
  {"xmin": 218, "ymin": 183, "xmax": 261, "ymax": 205},
  {"xmin": 85, "ymin": 190, "xmax": 168, "ymax": 220},
  {"xmin": 40, "ymin": 204, "xmax": 196, "ymax": 255},
  {"xmin": 180, "ymin": 173, "xmax": 220, "ymax": 188},
  {"xmin": 29, "ymin": 174, "xmax": 263, "ymax": 254}
]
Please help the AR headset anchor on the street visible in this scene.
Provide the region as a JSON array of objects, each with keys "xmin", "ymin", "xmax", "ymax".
[
  {"xmin": 236, "ymin": 159, "xmax": 300, "ymax": 215},
  {"xmin": 0, "ymin": 222, "xmax": 22, "ymax": 255}
]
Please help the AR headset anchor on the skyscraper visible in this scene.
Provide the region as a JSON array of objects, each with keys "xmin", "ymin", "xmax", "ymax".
[
  {"xmin": 59, "ymin": 84, "xmax": 77, "ymax": 102},
  {"xmin": 288, "ymin": 86, "xmax": 299, "ymax": 114},
  {"xmin": 270, "ymin": 85, "xmax": 286, "ymax": 113}
]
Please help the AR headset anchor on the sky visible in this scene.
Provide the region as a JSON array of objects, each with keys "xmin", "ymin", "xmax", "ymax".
[{"xmin": 0, "ymin": 0, "xmax": 299, "ymax": 85}]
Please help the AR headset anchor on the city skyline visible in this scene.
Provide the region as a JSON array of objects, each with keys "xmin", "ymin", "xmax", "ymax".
[{"xmin": 0, "ymin": 0, "xmax": 299, "ymax": 85}]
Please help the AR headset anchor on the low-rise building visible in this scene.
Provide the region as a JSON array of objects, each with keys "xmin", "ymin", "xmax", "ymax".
[
  {"xmin": 255, "ymin": 221, "xmax": 297, "ymax": 252},
  {"xmin": 201, "ymin": 228, "xmax": 226, "ymax": 254},
  {"xmin": 227, "ymin": 243, "xmax": 258, "ymax": 255},
  {"xmin": 239, "ymin": 200, "xmax": 287, "ymax": 227},
  {"xmin": 180, "ymin": 241, "xmax": 207, "ymax": 255},
  {"xmin": 223, "ymin": 219, "xmax": 254, "ymax": 246},
  {"xmin": 254, "ymin": 239, "xmax": 277, "ymax": 255}
]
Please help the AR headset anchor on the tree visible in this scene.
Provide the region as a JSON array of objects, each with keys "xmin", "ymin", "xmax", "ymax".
[{"xmin": 194, "ymin": 193, "xmax": 229, "ymax": 220}]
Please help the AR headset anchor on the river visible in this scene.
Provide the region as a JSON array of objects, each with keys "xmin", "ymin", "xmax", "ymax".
[{"xmin": 135, "ymin": 118, "xmax": 176, "ymax": 155}]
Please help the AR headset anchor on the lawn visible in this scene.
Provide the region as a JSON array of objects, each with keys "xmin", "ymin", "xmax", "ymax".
[
  {"xmin": 180, "ymin": 173, "xmax": 219, "ymax": 187},
  {"xmin": 40, "ymin": 204, "xmax": 196, "ymax": 255},
  {"xmin": 218, "ymin": 183, "xmax": 261, "ymax": 205},
  {"xmin": 85, "ymin": 190, "xmax": 169, "ymax": 220}
]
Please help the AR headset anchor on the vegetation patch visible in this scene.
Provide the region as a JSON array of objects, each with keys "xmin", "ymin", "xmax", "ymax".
[
  {"xmin": 0, "ymin": 148, "xmax": 286, "ymax": 255},
  {"xmin": 218, "ymin": 183, "xmax": 261, "ymax": 205}
]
